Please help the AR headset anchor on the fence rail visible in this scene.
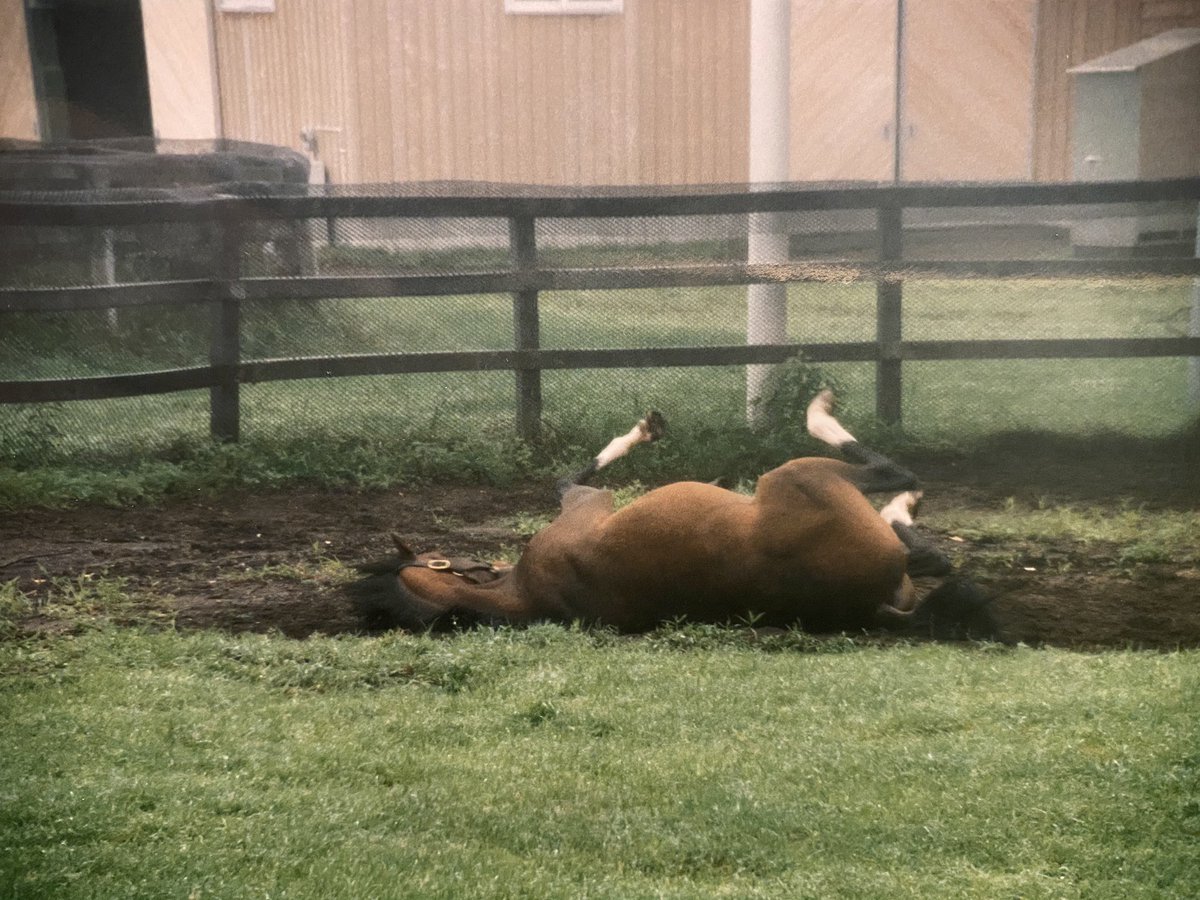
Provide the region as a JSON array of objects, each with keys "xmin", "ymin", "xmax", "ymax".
[
  {"xmin": 3, "ymin": 178, "xmax": 1199, "ymax": 442},
  {"xmin": 4, "ymin": 177, "xmax": 1198, "ymax": 224}
]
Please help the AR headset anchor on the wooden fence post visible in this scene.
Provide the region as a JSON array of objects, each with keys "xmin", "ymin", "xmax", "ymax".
[
  {"xmin": 210, "ymin": 209, "xmax": 243, "ymax": 442},
  {"xmin": 1189, "ymin": 202, "xmax": 1200, "ymax": 408},
  {"xmin": 509, "ymin": 214, "xmax": 542, "ymax": 441},
  {"xmin": 876, "ymin": 203, "xmax": 903, "ymax": 425}
]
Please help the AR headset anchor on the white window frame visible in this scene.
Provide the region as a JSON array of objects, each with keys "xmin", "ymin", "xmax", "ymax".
[
  {"xmin": 218, "ymin": 0, "xmax": 276, "ymax": 13},
  {"xmin": 505, "ymin": 0, "xmax": 623, "ymax": 15}
]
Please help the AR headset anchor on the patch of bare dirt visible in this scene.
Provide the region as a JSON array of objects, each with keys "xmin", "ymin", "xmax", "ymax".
[
  {"xmin": 1, "ymin": 485, "xmax": 543, "ymax": 640},
  {"xmin": 2, "ymin": 476, "xmax": 1197, "ymax": 649}
]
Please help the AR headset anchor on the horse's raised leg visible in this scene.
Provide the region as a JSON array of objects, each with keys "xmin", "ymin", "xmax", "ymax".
[
  {"xmin": 879, "ymin": 490, "xmax": 954, "ymax": 577},
  {"xmin": 556, "ymin": 410, "xmax": 666, "ymax": 503},
  {"xmin": 809, "ymin": 390, "xmax": 951, "ymax": 575},
  {"xmin": 805, "ymin": 390, "xmax": 996, "ymax": 638},
  {"xmin": 806, "ymin": 390, "xmax": 917, "ymax": 494}
]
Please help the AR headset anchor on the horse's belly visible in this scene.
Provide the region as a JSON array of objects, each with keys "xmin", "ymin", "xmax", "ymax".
[
  {"xmin": 589, "ymin": 490, "xmax": 905, "ymax": 630},
  {"xmin": 646, "ymin": 565, "xmax": 896, "ymax": 631}
]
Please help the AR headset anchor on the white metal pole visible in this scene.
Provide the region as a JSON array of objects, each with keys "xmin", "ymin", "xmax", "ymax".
[
  {"xmin": 746, "ymin": 0, "xmax": 791, "ymax": 423},
  {"xmin": 103, "ymin": 227, "xmax": 118, "ymax": 331}
]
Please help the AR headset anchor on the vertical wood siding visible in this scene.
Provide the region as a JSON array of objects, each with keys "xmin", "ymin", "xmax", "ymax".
[
  {"xmin": 213, "ymin": 0, "xmax": 749, "ymax": 185},
  {"xmin": 141, "ymin": 0, "xmax": 220, "ymax": 140},
  {"xmin": 212, "ymin": 0, "xmax": 355, "ymax": 179},
  {"xmin": 902, "ymin": 0, "xmax": 1036, "ymax": 181},
  {"xmin": 0, "ymin": 0, "xmax": 39, "ymax": 139},
  {"xmin": 1139, "ymin": 42, "xmax": 1200, "ymax": 178},
  {"xmin": 15, "ymin": 0, "xmax": 1182, "ymax": 185},
  {"xmin": 1034, "ymin": 0, "xmax": 1200, "ymax": 180},
  {"xmin": 790, "ymin": 0, "xmax": 898, "ymax": 182}
]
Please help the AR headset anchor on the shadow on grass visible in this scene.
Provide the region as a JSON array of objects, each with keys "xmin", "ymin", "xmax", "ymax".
[{"xmin": 914, "ymin": 420, "xmax": 1200, "ymax": 508}]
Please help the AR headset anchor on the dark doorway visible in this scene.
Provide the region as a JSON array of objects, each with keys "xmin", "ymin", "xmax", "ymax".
[{"xmin": 25, "ymin": 0, "xmax": 153, "ymax": 141}]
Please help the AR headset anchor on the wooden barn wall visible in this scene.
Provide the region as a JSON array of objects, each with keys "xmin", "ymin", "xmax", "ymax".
[
  {"xmin": 1139, "ymin": 41, "xmax": 1200, "ymax": 178},
  {"xmin": 141, "ymin": 0, "xmax": 220, "ymax": 140},
  {"xmin": 901, "ymin": 0, "xmax": 1036, "ymax": 181},
  {"xmin": 789, "ymin": 0, "xmax": 1036, "ymax": 182},
  {"xmin": 210, "ymin": 0, "xmax": 354, "ymax": 178},
  {"xmin": 790, "ymin": 0, "xmax": 898, "ymax": 181},
  {"xmin": 209, "ymin": 0, "xmax": 1200, "ymax": 187},
  {"xmin": 210, "ymin": 0, "xmax": 1040, "ymax": 185},
  {"xmin": 1034, "ymin": 0, "xmax": 1200, "ymax": 181},
  {"xmin": 0, "ymin": 0, "xmax": 40, "ymax": 140},
  {"xmin": 212, "ymin": 0, "xmax": 750, "ymax": 186}
]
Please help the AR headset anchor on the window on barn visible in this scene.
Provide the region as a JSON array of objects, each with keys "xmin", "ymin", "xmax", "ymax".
[
  {"xmin": 218, "ymin": 0, "xmax": 276, "ymax": 12},
  {"xmin": 505, "ymin": 0, "xmax": 623, "ymax": 15}
]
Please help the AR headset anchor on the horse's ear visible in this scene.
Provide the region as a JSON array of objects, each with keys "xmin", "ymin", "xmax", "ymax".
[{"xmin": 390, "ymin": 534, "xmax": 417, "ymax": 561}]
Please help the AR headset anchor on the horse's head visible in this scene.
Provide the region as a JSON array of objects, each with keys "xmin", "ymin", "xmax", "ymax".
[
  {"xmin": 396, "ymin": 551, "xmax": 510, "ymax": 586},
  {"xmin": 351, "ymin": 536, "xmax": 512, "ymax": 631}
]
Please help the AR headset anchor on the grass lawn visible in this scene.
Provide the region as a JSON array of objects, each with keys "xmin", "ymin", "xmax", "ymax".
[
  {"xmin": 2, "ymin": 276, "xmax": 1196, "ymax": 505},
  {"xmin": 2, "ymin": 625, "xmax": 1198, "ymax": 900}
]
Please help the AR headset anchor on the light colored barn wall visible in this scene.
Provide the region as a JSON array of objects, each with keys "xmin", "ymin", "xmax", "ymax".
[
  {"xmin": 212, "ymin": 0, "xmax": 750, "ymax": 186},
  {"xmin": 1142, "ymin": 0, "xmax": 1200, "ymax": 31},
  {"xmin": 219, "ymin": 0, "xmax": 1161, "ymax": 187},
  {"xmin": 902, "ymin": 0, "xmax": 1036, "ymax": 181},
  {"xmin": 0, "ymin": 0, "xmax": 39, "ymax": 139},
  {"xmin": 6, "ymin": 1, "xmax": 1186, "ymax": 184},
  {"xmin": 211, "ymin": 0, "xmax": 353, "ymax": 177},
  {"xmin": 210, "ymin": 0, "xmax": 1055, "ymax": 186},
  {"xmin": 1139, "ymin": 41, "xmax": 1200, "ymax": 177},
  {"xmin": 142, "ymin": 0, "xmax": 220, "ymax": 140},
  {"xmin": 788, "ymin": 0, "xmax": 1037, "ymax": 183},
  {"xmin": 790, "ymin": 0, "xmax": 897, "ymax": 181},
  {"xmin": 1034, "ymin": 0, "xmax": 1200, "ymax": 181},
  {"xmin": 632, "ymin": 1, "xmax": 750, "ymax": 185}
]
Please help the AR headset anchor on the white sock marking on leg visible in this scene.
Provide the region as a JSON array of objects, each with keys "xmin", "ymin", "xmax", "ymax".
[
  {"xmin": 880, "ymin": 490, "xmax": 922, "ymax": 526},
  {"xmin": 806, "ymin": 390, "xmax": 857, "ymax": 447},
  {"xmin": 595, "ymin": 423, "xmax": 648, "ymax": 469}
]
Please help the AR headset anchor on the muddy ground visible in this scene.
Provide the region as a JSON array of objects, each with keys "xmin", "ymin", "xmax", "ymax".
[{"xmin": 2, "ymin": 453, "xmax": 1198, "ymax": 649}]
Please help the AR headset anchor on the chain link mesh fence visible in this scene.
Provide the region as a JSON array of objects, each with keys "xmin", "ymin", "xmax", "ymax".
[{"xmin": 2, "ymin": 176, "xmax": 1198, "ymax": 476}]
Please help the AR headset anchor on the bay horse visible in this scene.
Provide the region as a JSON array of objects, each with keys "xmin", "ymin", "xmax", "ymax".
[{"xmin": 351, "ymin": 391, "xmax": 996, "ymax": 638}]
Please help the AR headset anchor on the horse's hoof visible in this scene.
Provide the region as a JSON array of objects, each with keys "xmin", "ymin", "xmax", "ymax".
[
  {"xmin": 811, "ymin": 388, "xmax": 836, "ymax": 413},
  {"xmin": 641, "ymin": 410, "xmax": 667, "ymax": 441}
]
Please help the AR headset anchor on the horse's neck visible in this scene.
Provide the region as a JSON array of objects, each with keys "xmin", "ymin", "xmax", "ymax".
[{"xmin": 417, "ymin": 570, "xmax": 535, "ymax": 623}]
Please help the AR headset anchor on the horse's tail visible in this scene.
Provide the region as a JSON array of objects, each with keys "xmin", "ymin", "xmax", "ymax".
[{"xmin": 911, "ymin": 576, "xmax": 1001, "ymax": 641}]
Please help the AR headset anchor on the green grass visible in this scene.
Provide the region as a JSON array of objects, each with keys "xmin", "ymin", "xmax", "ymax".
[
  {"xmin": 938, "ymin": 500, "xmax": 1200, "ymax": 555},
  {"xmin": 935, "ymin": 499, "xmax": 1200, "ymax": 576},
  {"xmin": 1, "ymin": 625, "xmax": 1198, "ymax": 899},
  {"xmin": 2, "ymin": 276, "xmax": 1197, "ymax": 504},
  {"xmin": 0, "ymin": 574, "xmax": 175, "ymax": 640}
]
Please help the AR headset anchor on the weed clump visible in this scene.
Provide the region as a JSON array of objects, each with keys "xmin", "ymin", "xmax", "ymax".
[{"xmin": 750, "ymin": 354, "xmax": 841, "ymax": 439}]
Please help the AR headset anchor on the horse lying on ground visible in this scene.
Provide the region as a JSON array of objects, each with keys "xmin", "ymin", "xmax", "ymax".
[{"xmin": 352, "ymin": 391, "xmax": 997, "ymax": 639}]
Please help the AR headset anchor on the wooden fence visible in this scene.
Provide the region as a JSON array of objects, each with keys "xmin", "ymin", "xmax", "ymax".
[{"xmin": 2, "ymin": 178, "xmax": 1199, "ymax": 443}]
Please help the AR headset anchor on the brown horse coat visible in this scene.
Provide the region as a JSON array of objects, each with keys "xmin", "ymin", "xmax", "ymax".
[{"xmin": 352, "ymin": 392, "xmax": 995, "ymax": 637}]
